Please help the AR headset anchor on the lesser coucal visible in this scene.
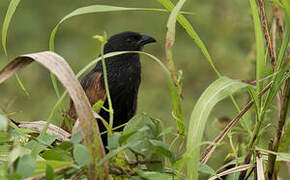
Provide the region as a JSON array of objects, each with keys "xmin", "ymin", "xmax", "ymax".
[{"xmin": 63, "ymin": 31, "xmax": 156, "ymax": 146}]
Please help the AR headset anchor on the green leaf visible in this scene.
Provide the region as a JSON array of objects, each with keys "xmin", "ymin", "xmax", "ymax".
[
  {"xmin": 249, "ymin": 0, "xmax": 265, "ymax": 98},
  {"xmin": 271, "ymin": 0, "xmax": 285, "ymax": 8},
  {"xmin": 45, "ymin": 164, "xmax": 54, "ymax": 180},
  {"xmin": 108, "ymin": 133, "xmax": 121, "ymax": 150},
  {"xmin": 73, "ymin": 144, "xmax": 90, "ymax": 167},
  {"xmin": 149, "ymin": 139, "xmax": 175, "ymax": 163},
  {"xmin": 41, "ymin": 148, "xmax": 72, "ymax": 161},
  {"xmin": 15, "ymin": 154, "xmax": 36, "ymax": 178},
  {"xmin": 185, "ymin": 76, "xmax": 249, "ymax": 179},
  {"xmin": 0, "ymin": 114, "xmax": 8, "ymax": 132},
  {"xmin": 8, "ymin": 146, "xmax": 31, "ymax": 165},
  {"xmin": 157, "ymin": 0, "xmax": 221, "ymax": 77},
  {"xmin": 49, "ymin": 5, "xmax": 175, "ymax": 51},
  {"xmin": 135, "ymin": 169, "xmax": 168, "ymax": 180},
  {"xmin": 34, "ymin": 160, "xmax": 72, "ymax": 175},
  {"xmin": 123, "ymin": 114, "xmax": 161, "ymax": 156},
  {"xmin": 27, "ymin": 135, "xmax": 58, "ymax": 155},
  {"xmin": 2, "ymin": 0, "xmax": 21, "ymax": 55},
  {"xmin": 70, "ymin": 131, "xmax": 83, "ymax": 144},
  {"xmin": 57, "ymin": 141, "xmax": 73, "ymax": 151},
  {"xmin": 163, "ymin": 0, "xmax": 186, "ymax": 136},
  {"xmin": 119, "ymin": 130, "xmax": 137, "ymax": 145},
  {"xmin": 96, "ymin": 144, "xmax": 131, "ymax": 167},
  {"xmin": 256, "ymin": 147, "xmax": 290, "ymax": 162},
  {"xmin": 158, "ymin": 127, "xmax": 173, "ymax": 137},
  {"xmin": 279, "ymin": 118, "xmax": 290, "ymax": 153},
  {"xmin": 198, "ymin": 162, "xmax": 221, "ymax": 179}
]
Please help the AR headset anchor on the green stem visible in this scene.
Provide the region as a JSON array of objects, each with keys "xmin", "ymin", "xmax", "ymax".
[{"xmin": 100, "ymin": 40, "xmax": 113, "ymax": 134}]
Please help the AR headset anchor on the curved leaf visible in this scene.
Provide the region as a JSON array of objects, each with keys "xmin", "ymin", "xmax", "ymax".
[
  {"xmin": 2, "ymin": 0, "xmax": 21, "ymax": 55},
  {"xmin": 49, "ymin": 5, "xmax": 175, "ymax": 51},
  {"xmin": 185, "ymin": 76, "xmax": 249, "ymax": 179}
]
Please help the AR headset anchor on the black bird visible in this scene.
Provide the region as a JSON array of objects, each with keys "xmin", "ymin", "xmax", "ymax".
[{"xmin": 63, "ymin": 31, "xmax": 156, "ymax": 146}]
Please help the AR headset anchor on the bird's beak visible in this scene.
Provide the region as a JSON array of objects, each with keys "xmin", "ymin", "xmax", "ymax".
[{"xmin": 139, "ymin": 34, "xmax": 156, "ymax": 46}]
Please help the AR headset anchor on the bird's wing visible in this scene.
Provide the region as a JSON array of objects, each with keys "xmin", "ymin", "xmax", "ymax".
[{"xmin": 63, "ymin": 72, "xmax": 106, "ymax": 131}]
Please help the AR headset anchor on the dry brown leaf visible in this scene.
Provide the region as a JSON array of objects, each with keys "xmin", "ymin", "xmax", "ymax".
[
  {"xmin": 17, "ymin": 120, "xmax": 71, "ymax": 141},
  {"xmin": 256, "ymin": 154, "xmax": 266, "ymax": 180},
  {"xmin": 208, "ymin": 164, "xmax": 255, "ymax": 180},
  {"xmin": 0, "ymin": 51, "xmax": 109, "ymax": 179}
]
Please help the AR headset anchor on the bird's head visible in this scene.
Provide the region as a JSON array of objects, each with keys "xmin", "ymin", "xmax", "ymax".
[{"xmin": 104, "ymin": 31, "xmax": 156, "ymax": 53}]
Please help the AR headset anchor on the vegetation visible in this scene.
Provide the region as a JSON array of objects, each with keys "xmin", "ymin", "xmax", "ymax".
[{"xmin": 0, "ymin": 0, "xmax": 289, "ymax": 179}]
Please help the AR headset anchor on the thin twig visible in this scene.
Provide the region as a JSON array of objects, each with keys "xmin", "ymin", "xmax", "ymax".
[
  {"xmin": 257, "ymin": 0, "xmax": 274, "ymax": 66},
  {"xmin": 200, "ymin": 82, "xmax": 273, "ymax": 163},
  {"xmin": 257, "ymin": 0, "xmax": 276, "ymax": 69}
]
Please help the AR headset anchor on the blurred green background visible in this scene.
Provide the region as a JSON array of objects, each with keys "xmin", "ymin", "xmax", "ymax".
[
  {"xmin": 0, "ymin": 0, "xmax": 270, "ymax": 173},
  {"xmin": 0, "ymin": 0, "xmax": 253, "ymax": 121}
]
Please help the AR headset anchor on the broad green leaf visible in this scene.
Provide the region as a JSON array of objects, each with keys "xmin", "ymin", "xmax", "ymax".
[
  {"xmin": 70, "ymin": 131, "xmax": 83, "ymax": 144},
  {"xmin": 57, "ymin": 141, "xmax": 73, "ymax": 151},
  {"xmin": 73, "ymin": 144, "xmax": 90, "ymax": 167},
  {"xmin": 41, "ymin": 148, "xmax": 72, "ymax": 161},
  {"xmin": 123, "ymin": 114, "xmax": 161, "ymax": 156},
  {"xmin": 27, "ymin": 135, "xmax": 58, "ymax": 155},
  {"xmin": 15, "ymin": 154, "xmax": 36, "ymax": 178},
  {"xmin": 119, "ymin": 130, "xmax": 137, "ymax": 145},
  {"xmin": 2, "ymin": 0, "xmax": 21, "ymax": 55},
  {"xmin": 108, "ymin": 133, "xmax": 121, "ymax": 150},
  {"xmin": 185, "ymin": 77, "xmax": 249, "ymax": 179},
  {"xmin": 249, "ymin": 0, "xmax": 265, "ymax": 99}
]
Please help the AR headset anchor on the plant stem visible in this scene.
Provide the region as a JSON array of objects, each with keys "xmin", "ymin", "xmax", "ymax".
[
  {"xmin": 100, "ymin": 38, "xmax": 114, "ymax": 134},
  {"xmin": 267, "ymin": 78, "xmax": 290, "ymax": 179}
]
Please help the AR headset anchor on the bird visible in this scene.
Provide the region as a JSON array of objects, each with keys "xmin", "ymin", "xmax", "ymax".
[{"xmin": 62, "ymin": 31, "xmax": 156, "ymax": 147}]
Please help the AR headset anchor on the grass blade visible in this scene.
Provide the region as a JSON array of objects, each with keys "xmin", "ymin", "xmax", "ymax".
[
  {"xmin": 49, "ymin": 5, "xmax": 180, "ymax": 51},
  {"xmin": 249, "ymin": 0, "xmax": 266, "ymax": 105},
  {"xmin": 157, "ymin": 0, "xmax": 221, "ymax": 77},
  {"xmin": 1, "ymin": 0, "xmax": 21, "ymax": 56},
  {"xmin": 165, "ymin": 0, "xmax": 186, "ymax": 135},
  {"xmin": 185, "ymin": 77, "xmax": 249, "ymax": 179}
]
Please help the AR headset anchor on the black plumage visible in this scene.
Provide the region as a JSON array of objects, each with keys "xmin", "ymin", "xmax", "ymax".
[{"xmin": 63, "ymin": 31, "xmax": 156, "ymax": 146}]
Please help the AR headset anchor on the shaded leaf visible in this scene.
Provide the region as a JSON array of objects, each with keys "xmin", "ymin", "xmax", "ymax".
[
  {"xmin": 73, "ymin": 144, "xmax": 90, "ymax": 167},
  {"xmin": 134, "ymin": 169, "xmax": 168, "ymax": 180},
  {"xmin": 15, "ymin": 154, "xmax": 36, "ymax": 178},
  {"xmin": 149, "ymin": 139, "xmax": 175, "ymax": 163},
  {"xmin": 108, "ymin": 133, "xmax": 121, "ymax": 150}
]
